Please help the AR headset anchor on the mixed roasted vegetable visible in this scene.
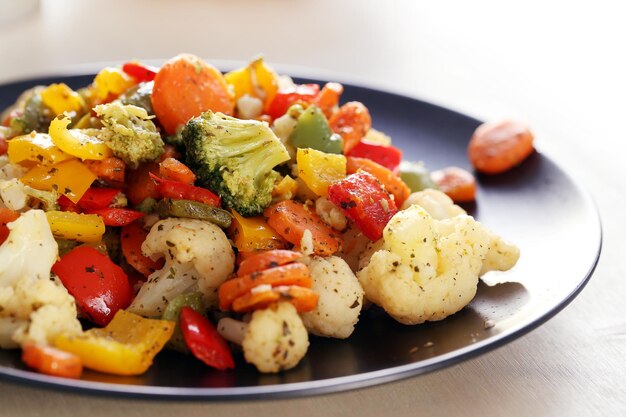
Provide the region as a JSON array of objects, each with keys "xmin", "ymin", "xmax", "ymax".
[{"xmin": 0, "ymin": 53, "xmax": 532, "ymax": 379}]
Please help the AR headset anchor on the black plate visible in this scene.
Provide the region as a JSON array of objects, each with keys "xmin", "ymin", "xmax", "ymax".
[{"xmin": 0, "ymin": 72, "xmax": 602, "ymax": 399}]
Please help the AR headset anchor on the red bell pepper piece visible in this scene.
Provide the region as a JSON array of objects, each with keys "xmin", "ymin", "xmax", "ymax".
[
  {"xmin": 266, "ymin": 84, "xmax": 320, "ymax": 120},
  {"xmin": 149, "ymin": 173, "xmax": 221, "ymax": 207},
  {"xmin": 346, "ymin": 140, "xmax": 403, "ymax": 174},
  {"xmin": 88, "ymin": 207, "xmax": 145, "ymax": 227},
  {"xmin": 52, "ymin": 246, "xmax": 132, "ymax": 327},
  {"xmin": 122, "ymin": 62, "xmax": 158, "ymax": 83},
  {"xmin": 57, "ymin": 195, "xmax": 81, "ymax": 213},
  {"xmin": 328, "ymin": 171, "xmax": 398, "ymax": 241},
  {"xmin": 121, "ymin": 221, "xmax": 164, "ymax": 277},
  {"xmin": 179, "ymin": 307, "xmax": 235, "ymax": 371},
  {"xmin": 0, "ymin": 208, "xmax": 20, "ymax": 245},
  {"xmin": 0, "ymin": 138, "xmax": 7, "ymax": 156},
  {"xmin": 76, "ymin": 187, "xmax": 121, "ymax": 211}
]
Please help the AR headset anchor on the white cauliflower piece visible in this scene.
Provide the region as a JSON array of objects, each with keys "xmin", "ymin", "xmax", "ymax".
[
  {"xmin": 300, "ymin": 256, "xmax": 364, "ymax": 339},
  {"xmin": 357, "ymin": 205, "xmax": 519, "ymax": 325},
  {"xmin": 315, "ymin": 197, "xmax": 347, "ymax": 231},
  {"xmin": 0, "ymin": 210, "xmax": 58, "ymax": 287},
  {"xmin": 236, "ymin": 94, "xmax": 263, "ymax": 120},
  {"xmin": 242, "ymin": 302, "xmax": 309, "ymax": 373},
  {"xmin": 0, "ymin": 277, "xmax": 82, "ymax": 348},
  {"xmin": 272, "ymin": 112, "xmax": 298, "ymax": 160},
  {"xmin": 128, "ymin": 218, "xmax": 235, "ymax": 317},
  {"xmin": 401, "ymin": 188, "xmax": 466, "ymax": 220},
  {"xmin": 0, "ymin": 210, "xmax": 81, "ymax": 348}
]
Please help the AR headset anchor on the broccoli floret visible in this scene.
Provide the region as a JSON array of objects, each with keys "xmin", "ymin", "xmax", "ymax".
[
  {"xmin": 182, "ymin": 111, "xmax": 290, "ymax": 216},
  {"xmin": 94, "ymin": 102, "xmax": 164, "ymax": 168}
]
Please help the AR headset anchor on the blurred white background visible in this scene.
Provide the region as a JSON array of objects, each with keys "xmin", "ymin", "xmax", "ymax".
[
  {"xmin": 1, "ymin": 1, "xmax": 623, "ymax": 175},
  {"xmin": 0, "ymin": 1, "xmax": 624, "ymax": 416}
]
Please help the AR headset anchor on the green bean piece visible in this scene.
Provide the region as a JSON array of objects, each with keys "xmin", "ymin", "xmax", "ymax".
[
  {"xmin": 156, "ymin": 198, "xmax": 232, "ymax": 228},
  {"xmin": 162, "ymin": 292, "xmax": 204, "ymax": 353}
]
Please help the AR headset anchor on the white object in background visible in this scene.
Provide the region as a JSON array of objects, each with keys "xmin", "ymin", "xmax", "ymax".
[{"xmin": 0, "ymin": 0, "xmax": 39, "ymax": 22}]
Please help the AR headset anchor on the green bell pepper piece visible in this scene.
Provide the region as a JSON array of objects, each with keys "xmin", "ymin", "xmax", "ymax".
[
  {"xmin": 289, "ymin": 105, "xmax": 343, "ymax": 154},
  {"xmin": 400, "ymin": 161, "xmax": 438, "ymax": 193}
]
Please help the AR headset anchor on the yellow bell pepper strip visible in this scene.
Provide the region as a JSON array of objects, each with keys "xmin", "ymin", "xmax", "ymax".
[
  {"xmin": 45, "ymin": 211, "xmax": 105, "ymax": 243},
  {"xmin": 7, "ymin": 132, "xmax": 74, "ymax": 166},
  {"xmin": 49, "ymin": 114, "xmax": 112, "ymax": 160},
  {"xmin": 21, "ymin": 159, "xmax": 97, "ymax": 203},
  {"xmin": 229, "ymin": 209, "xmax": 288, "ymax": 252},
  {"xmin": 224, "ymin": 56, "xmax": 279, "ymax": 109},
  {"xmin": 92, "ymin": 67, "xmax": 137, "ymax": 101},
  {"xmin": 39, "ymin": 83, "xmax": 86, "ymax": 116},
  {"xmin": 296, "ymin": 148, "xmax": 346, "ymax": 197},
  {"xmin": 53, "ymin": 310, "xmax": 174, "ymax": 376}
]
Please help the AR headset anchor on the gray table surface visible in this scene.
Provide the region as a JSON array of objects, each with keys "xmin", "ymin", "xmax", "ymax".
[{"xmin": 0, "ymin": 1, "xmax": 624, "ymax": 416}]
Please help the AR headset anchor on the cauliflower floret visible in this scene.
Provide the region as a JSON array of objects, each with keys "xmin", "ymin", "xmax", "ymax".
[
  {"xmin": 242, "ymin": 302, "xmax": 309, "ymax": 373},
  {"xmin": 357, "ymin": 205, "xmax": 519, "ymax": 325},
  {"xmin": 300, "ymin": 256, "xmax": 364, "ymax": 339},
  {"xmin": 0, "ymin": 277, "xmax": 82, "ymax": 348},
  {"xmin": 0, "ymin": 210, "xmax": 58, "ymax": 287},
  {"xmin": 401, "ymin": 188, "xmax": 466, "ymax": 219},
  {"xmin": 0, "ymin": 210, "xmax": 81, "ymax": 348},
  {"xmin": 315, "ymin": 197, "xmax": 347, "ymax": 231},
  {"xmin": 128, "ymin": 218, "xmax": 235, "ymax": 317},
  {"xmin": 236, "ymin": 94, "xmax": 263, "ymax": 120}
]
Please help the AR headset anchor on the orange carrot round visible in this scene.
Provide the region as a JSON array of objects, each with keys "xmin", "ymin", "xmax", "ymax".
[
  {"xmin": 159, "ymin": 157, "xmax": 196, "ymax": 185},
  {"xmin": 312, "ymin": 82, "xmax": 344, "ymax": 118},
  {"xmin": 22, "ymin": 344, "xmax": 83, "ymax": 379},
  {"xmin": 264, "ymin": 200, "xmax": 342, "ymax": 256},
  {"xmin": 237, "ymin": 249, "xmax": 302, "ymax": 277},
  {"xmin": 329, "ymin": 101, "xmax": 371, "ymax": 153},
  {"xmin": 232, "ymin": 286, "xmax": 319, "ymax": 313},
  {"xmin": 468, "ymin": 120, "xmax": 535, "ymax": 174},
  {"xmin": 83, "ymin": 157, "xmax": 126, "ymax": 186},
  {"xmin": 218, "ymin": 262, "xmax": 312, "ymax": 311},
  {"xmin": 431, "ymin": 166, "xmax": 477, "ymax": 203},
  {"xmin": 152, "ymin": 54, "xmax": 234, "ymax": 135}
]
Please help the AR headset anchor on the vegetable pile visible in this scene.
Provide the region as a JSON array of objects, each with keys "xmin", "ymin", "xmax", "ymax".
[{"xmin": 0, "ymin": 53, "xmax": 529, "ymax": 379}]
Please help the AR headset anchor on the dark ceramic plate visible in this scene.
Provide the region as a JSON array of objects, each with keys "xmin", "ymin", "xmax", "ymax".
[{"xmin": 0, "ymin": 71, "xmax": 601, "ymax": 399}]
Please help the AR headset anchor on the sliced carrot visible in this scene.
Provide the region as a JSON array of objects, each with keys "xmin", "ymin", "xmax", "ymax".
[
  {"xmin": 312, "ymin": 82, "xmax": 344, "ymax": 118},
  {"xmin": 231, "ymin": 290, "xmax": 280, "ymax": 313},
  {"xmin": 468, "ymin": 120, "xmax": 535, "ymax": 175},
  {"xmin": 329, "ymin": 101, "xmax": 371, "ymax": 153},
  {"xmin": 121, "ymin": 221, "xmax": 164, "ymax": 277},
  {"xmin": 264, "ymin": 200, "xmax": 342, "ymax": 256},
  {"xmin": 237, "ymin": 249, "xmax": 302, "ymax": 277},
  {"xmin": 282, "ymin": 286, "xmax": 319, "ymax": 312},
  {"xmin": 346, "ymin": 156, "xmax": 411, "ymax": 207},
  {"xmin": 22, "ymin": 344, "xmax": 83, "ymax": 379},
  {"xmin": 431, "ymin": 167, "xmax": 477, "ymax": 203},
  {"xmin": 151, "ymin": 54, "xmax": 234, "ymax": 135},
  {"xmin": 159, "ymin": 157, "xmax": 196, "ymax": 185},
  {"xmin": 218, "ymin": 262, "xmax": 312, "ymax": 311},
  {"xmin": 83, "ymin": 157, "xmax": 126, "ymax": 186},
  {"xmin": 232, "ymin": 286, "xmax": 319, "ymax": 313}
]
